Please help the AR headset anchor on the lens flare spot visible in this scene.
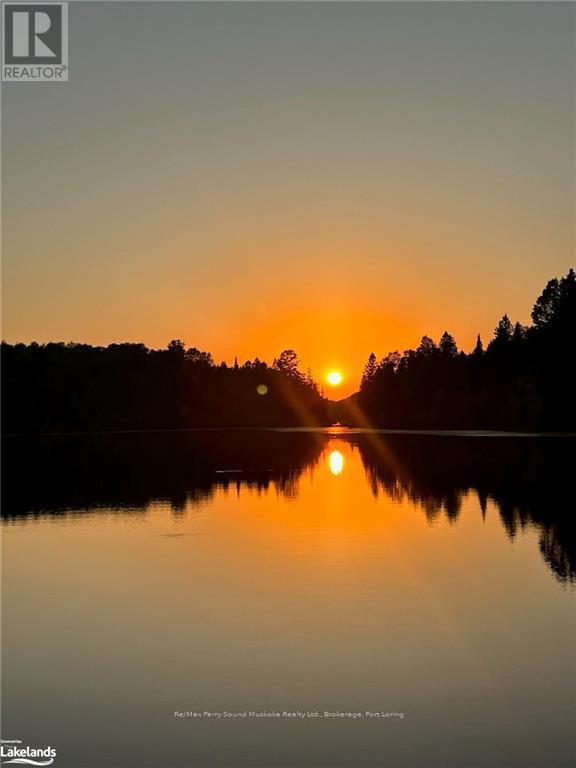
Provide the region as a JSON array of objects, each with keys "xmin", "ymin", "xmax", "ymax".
[
  {"xmin": 328, "ymin": 450, "xmax": 344, "ymax": 476},
  {"xmin": 256, "ymin": 384, "xmax": 268, "ymax": 396}
]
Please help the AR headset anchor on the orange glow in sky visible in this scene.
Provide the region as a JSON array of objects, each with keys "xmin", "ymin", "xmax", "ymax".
[{"xmin": 1, "ymin": 4, "xmax": 572, "ymax": 399}]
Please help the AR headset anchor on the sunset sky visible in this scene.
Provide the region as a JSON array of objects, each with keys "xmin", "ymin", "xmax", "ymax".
[{"xmin": 2, "ymin": 3, "xmax": 574, "ymax": 396}]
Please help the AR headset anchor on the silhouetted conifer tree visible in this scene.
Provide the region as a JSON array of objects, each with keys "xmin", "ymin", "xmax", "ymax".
[
  {"xmin": 417, "ymin": 335, "xmax": 437, "ymax": 357},
  {"xmin": 493, "ymin": 314, "xmax": 513, "ymax": 344},
  {"xmin": 439, "ymin": 332, "xmax": 458, "ymax": 358},
  {"xmin": 361, "ymin": 353, "xmax": 378, "ymax": 389}
]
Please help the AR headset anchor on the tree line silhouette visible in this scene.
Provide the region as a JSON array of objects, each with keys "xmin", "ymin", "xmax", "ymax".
[
  {"xmin": 1, "ymin": 343, "xmax": 327, "ymax": 433},
  {"xmin": 349, "ymin": 269, "xmax": 575, "ymax": 430},
  {"xmin": 1, "ymin": 269, "xmax": 574, "ymax": 433}
]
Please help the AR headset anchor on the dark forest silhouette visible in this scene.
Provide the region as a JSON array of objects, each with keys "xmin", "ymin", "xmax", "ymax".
[
  {"xmin": 1, "ymin": 269, "xmax": 575, "ymax": 432},
  {"xmin": 347, "ymin": 269, "xmax": 575, "ymax": 430},
  {"xmin": 2, "ymin": 344, "xmax": 327, "ymax": 433},
  {"xmin": 3, "ymin": 431, "xmax": 573, "ymax": 584}
]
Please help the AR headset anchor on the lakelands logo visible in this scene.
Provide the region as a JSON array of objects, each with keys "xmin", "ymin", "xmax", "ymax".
[
  {"xmin": 0, "ymin": 741, "xmax": 56, "ymax": 766},
  {"xmin": 1, "ymin": 1, "xmax": 68, "ymax": 81}
]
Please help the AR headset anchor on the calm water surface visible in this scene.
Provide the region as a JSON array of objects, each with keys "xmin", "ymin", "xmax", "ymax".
[{"xmin": 2, "ymin": 430, "xmax": 575, "ymax": 767}]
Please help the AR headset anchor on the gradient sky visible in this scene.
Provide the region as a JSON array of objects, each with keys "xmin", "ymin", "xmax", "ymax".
[{"xmin": 2, "ymin": 2, "xmax": 574, "ymax": 395}]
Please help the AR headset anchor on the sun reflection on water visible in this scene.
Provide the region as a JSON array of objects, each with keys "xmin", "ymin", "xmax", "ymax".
[{"xmin": 328, "ymin": 449, "xmax": 344, "ymax": 476}]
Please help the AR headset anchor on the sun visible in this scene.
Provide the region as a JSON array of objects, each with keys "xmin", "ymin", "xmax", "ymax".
[{"xmin": 327, "ymin": 371, "xmax": 343, "ymax": 387}]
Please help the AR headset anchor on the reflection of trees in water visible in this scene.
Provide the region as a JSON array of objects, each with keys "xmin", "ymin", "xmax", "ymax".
[
  {"xmin": 3, "ymin": 431, "xmax": 573, "ymax": 583},
  {"xmin": 488, "ymin": 491, "xmax": 574, "ymax": 584},
  {"xmin": 538, "ymin": 527, "xmax": 573, "ymax": 584},
  {"xmin": 2, "ymin": 431, "xmax": 324, "ymax": 520},
  {"xmin": 364, "ymin": 468, "xmax": 465, "ymax": 524},
  {"xmin": 354, "ymin": 434, "xmax": 575, "ymax": 584}
]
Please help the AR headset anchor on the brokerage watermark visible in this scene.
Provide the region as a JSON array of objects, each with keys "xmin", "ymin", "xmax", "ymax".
[
  {"xmin": 1, "ymin": 1, "xmax": 68, "ymax": 81},
  {"xmin": 173, "ymin": 710, "xmax": 407, "ymax": 721}
]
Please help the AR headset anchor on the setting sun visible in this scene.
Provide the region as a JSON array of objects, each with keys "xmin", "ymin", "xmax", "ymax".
[{"xmin": 327, "ymin": 371, "xmax": 343, "ymax": 387}]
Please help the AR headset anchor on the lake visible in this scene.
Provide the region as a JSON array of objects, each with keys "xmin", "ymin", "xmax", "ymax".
[{"xmin": 2, "ymin": 429, "xmax": 575, "ymax": 767}]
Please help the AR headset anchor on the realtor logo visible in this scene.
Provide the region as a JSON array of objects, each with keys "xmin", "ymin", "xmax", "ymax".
[
  {"xmin": 0, "ymin": 738, "xmax": 57, "ymax": 766},
  {"xmin": 2, "ymin": 2, "xmax": 68, "ymax": 81}
]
